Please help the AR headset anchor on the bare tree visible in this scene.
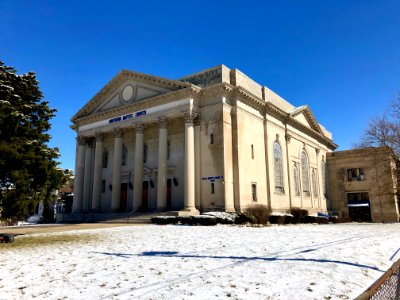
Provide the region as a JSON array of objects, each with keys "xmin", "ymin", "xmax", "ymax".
[{"xmin": 355, "ymin": 93, "xmax": 400, "ymax": 156}]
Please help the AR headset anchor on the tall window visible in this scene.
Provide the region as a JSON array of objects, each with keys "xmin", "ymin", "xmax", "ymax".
[
  {"xmin": 301, "ymin": 150, "xmax": 310, "ymax": 196},
  {"xmin": 293, "ymin": 162, "xmax": 300, "ymax": 196},
  {"xmin": 312, "ymin": 169, "xmax": 318, "ymax": 197},
  {"xmin": 273, "ymin": 141, "xmax": 284, "ymax": 193},
  {"xmin": 251, "ymin": 183, "xmax": 257, "ymax": 201},
  {"xmin": 211, "ymin": 182, "xmax": 215, "ymax": 194},
  {"xmin": 101, "ymin": 180, "xmax": 106, "ymax": 193},
  {"xmin": 102, "ymin": 150, "xmax": 108, "ymax": 168},
  {"xmin": 251, "ymin": 144, "xmax": 254, "ymax": 159},
  {"xmin": 122, "ymin": 144, "xmax": 127, "ymax": 166},
  {"xmin": 321, "ymin": 158, "xmax": 326, "ymax": 197},
  {"xmin": 167, "ymin": 141, "xmax": 171, "ymax": 160},
  {"xmin": 210, "ymin": 134, "xmax": 214, "ymax": 145},
  {"xmin": 143, "ymin": 144, "xmax": 148, "ymax": 163}
]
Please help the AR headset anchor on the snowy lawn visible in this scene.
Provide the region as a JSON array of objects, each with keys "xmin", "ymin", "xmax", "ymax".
[{"xmin": 1, "ymin": 223, "xmax": 400, "ymax": 300}]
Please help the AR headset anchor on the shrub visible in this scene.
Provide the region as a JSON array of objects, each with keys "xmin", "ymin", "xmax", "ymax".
[
  {"xmin": 234, "ymin": 213, "xmax": 256, "ymax": 224},
  {"xmin": 302, "ymin": 215, "xmax": 316, "ymax": 223},
  {"xmin": 151, "ymin": 216, "xmax": 179, "ymax": 225},
  {"xmin": 329, "ymin": 216, "xmax": 339, "ymax": 223},
  {"xmin": 179, "ymin": 216, "xmax": 194, "ymax": 225},
  {"xmin": 285, "ymin": 214, "xmax": 294, "ymax": 224},
  {"xmin": 269, "ymin": 215, "xmax": 285, "ymax": 225},
  {"xmin": 290, "ymin": 208, "xmax": 308, "ymax": 224},
  {"xmin": 203, "ymin": 212, "xmax": 237, "ymax": 224},
  {"xmin": 192, "ymin": 215, "xmax": 217, "ymax": 226},
  {"xmin": 316, "ymin": 216, "xmax": 329, "ymax": 224},
  {"xmin": 244, "ymin": 204, "xmax": 269, "ymax": 224}
]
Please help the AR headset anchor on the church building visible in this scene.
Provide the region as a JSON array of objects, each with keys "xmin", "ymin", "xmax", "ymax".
[{"xmin": 71, "ymin": 65, "xmax": 337, "ymax": 215}]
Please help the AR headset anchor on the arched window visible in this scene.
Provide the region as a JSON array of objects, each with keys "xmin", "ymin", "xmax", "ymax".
[
  {"xmin": 312, "ymin": 169, "xmax": 318, "ymax": 197},
  {"xmin": 273, "ymin": 141, "xmax": 284, "ymax": 193},
  {"xmin": 293, "ymin": 162, "xmax": 300, "ymax": 196},
  {"xmin": 301, "ymin": 150, "xmax": 310, "ymax": 196},
  {"xmin": 122, "ymin": 144, "xmax": 127, "ymax": 166},
  {"xmin": 321, "ymin": 157, "xmax": 326, "ymax": 197},
  {"xmin": 143, "ymin": 144, "xmax": 148, "ymax": 163}
]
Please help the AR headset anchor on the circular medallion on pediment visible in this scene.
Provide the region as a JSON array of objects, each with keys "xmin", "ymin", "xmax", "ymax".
[{"xmin": 121, "ymin": 85, "xmax": 135, "ymax": 102}]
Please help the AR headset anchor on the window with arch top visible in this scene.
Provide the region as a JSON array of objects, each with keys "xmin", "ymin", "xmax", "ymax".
[
  {"xmin": 273, "ymin": 141, "xmax": 284, "ymax": 193},
  {"xmin": 301, "ymin": 150, "xmax": 310, "ymax": 196}
]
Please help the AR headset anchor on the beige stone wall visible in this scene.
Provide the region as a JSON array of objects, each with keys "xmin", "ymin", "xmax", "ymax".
[
  {"xmin": 327, "ymin": 148, "xmax": 399, "ymax": 223},
  {"xmin": 233, "ymin": 104, "xmax": 268, "ymax": 210}
]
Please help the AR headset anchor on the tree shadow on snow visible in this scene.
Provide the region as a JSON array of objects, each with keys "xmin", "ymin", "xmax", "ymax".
[{"xmin": 138, "ymin": 251, "xmax": 384, "ymax": 272}]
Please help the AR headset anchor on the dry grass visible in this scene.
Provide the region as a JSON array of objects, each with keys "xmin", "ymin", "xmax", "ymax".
[{"xmin": 0, "ymin": 233, "xmax": 99, "ymax": 249}]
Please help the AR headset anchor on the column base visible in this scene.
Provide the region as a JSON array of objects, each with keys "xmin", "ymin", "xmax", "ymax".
[
  {"xmin": 174, "ymin": 207, "xmax": 200, "ymax": 216},
  {"xmin": 224, "ymin": 206, "xmax": 236, "ymax": 213}
]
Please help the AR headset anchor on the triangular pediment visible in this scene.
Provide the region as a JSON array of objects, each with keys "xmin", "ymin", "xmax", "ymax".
[
  {"xmin": 289, "ymin": 106, "xmax": 323, "ymax": 134},
  {"xmin": 72, "ymin": 70, "xmax": 190, "ymax": 121}
]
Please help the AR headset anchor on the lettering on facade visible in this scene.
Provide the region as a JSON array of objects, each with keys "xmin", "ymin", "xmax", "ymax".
[
  {"xmin": 108, "ymin": 110, "xmax": 147, "ymax": 124},
  {"xmin": 202, "ymin": 176, "xmax": 224, "ymax": 182}
]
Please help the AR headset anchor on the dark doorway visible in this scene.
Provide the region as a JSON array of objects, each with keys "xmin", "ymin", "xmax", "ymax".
[
  {"xmin": 167, "ymin": 179, "xmax": 172, "ymax": 209},
  {"xmin": 347, "ymin": 192, "xmax": 371, "ymax": 222},
  {"xmin": 120, "ymin": 183, "xmax": 128, "ymax": 211},
  {"xmin": 142, "ymin": 181, "xmax": 149, "ymax": 209}
]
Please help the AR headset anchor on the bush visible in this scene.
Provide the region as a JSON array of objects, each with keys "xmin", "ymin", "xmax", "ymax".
[
  {"xmin": 203, "ymin": 212, "xmax": 237, "ymax": 224},
  {"xmin": 269, "ymin": 215, "xmax": 285, "ymax": 225},
  {"xmin": 151, "ymin": 216, "xmax": 179, "ymax": 225},
  {"xmin": 234, "ymin": 213, "xmax": 256, "ymax": 224},
  {"xmin": 329, "ymin": 216, "xmax": 339, "ymax": 223},
  {"xmin": 285, "ymin": 214, "xmax": 294, "ymax": 224},
  {"xmin": 192, "ymin": 215, "xmax": 217, "ymax": 226},
  {"xmin": 290, "ymin": 208, "xmax": 308, "ymax": 224},
  {"xmin": 302, "ymin": 215, "xmax": 316, "ymax": 223},
  {"xmin": 316, "ymin": 216, "xmax": 329, "ymax": 224},
  {"xmin": 179, "ymin": 216, "xmax": 194, "ymax": 225},
  {"xmin": 244, "ymin": 204, "xmax": 269, "ymax": 224}
]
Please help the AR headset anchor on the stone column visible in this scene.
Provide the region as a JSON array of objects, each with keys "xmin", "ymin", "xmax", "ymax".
[
  {"xmin": 111, "ymin": 129, "xmax": 122, "ymax": 211},
  {"xmin": 83, "ymin": 138, "xmax": 94, "ymax": 211},
  {"xmin": 133, "ymin": 123, "xmax": 144, "ymax": 210},
  {"xmin": 157, "ymin": 118, "xmax": 168, "ymax": 210},
  {"xmin": 222, "ymin": 106, "xmax": 235, "ymax": 212},
  {"xmin": 194, "ymin": 119, "xmax": 201, "ymax": 210},
  {"xmin": 91, "ymin": 132, "xmax": 104, "ymax": 211},
  {"xmin": 72, "ymin": 136, "xmax": 86, "ymax": 212},
  {"xmin": 285, "ymin": 132, "xmax": 293, "ymax": 209},
  {"xmin": 183, "ymin": 111, "xmax": 199, "ymax": 213}
]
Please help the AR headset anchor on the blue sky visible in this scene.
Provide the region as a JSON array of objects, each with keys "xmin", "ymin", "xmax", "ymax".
[{"xmin": 1, "ymin": 0, "xmax": 399, "ymax": 170}]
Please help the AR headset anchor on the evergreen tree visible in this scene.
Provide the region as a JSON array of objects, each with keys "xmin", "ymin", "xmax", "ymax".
[{"xmin": 0, "ymin": 61, "xmax": 68, "ymax": 222}]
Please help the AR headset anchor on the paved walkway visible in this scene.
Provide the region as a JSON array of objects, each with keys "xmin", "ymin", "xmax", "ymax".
[{"xmin": 0, "ymin": 223, "xmax": 139, "ymax": 235}]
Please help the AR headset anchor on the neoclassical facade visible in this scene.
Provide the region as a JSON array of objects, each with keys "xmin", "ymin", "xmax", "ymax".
[{"xmin": 71, "ymin": 65, "xmax": 337, "ymax": 215}]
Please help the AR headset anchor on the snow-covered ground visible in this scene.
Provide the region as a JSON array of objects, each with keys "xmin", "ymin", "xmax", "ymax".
[{"xmin": 1, "ymin": 223, "xmax": 400, "ymax": 300}]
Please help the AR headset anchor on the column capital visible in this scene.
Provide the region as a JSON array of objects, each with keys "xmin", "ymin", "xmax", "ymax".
[
  {"xmin": 315, "ymin": 148, "xmax": 320, "ymax": 154},
  {"xmin": 113, "ymin": 128, "xmax": 122, "ymax": 138},
  {"xmin": 158, "ymin": 117, "xmax": 168, "ymax": 129},
  {"xmin": 76, "ymin": 136, "xmax": 86, "ymax": 146},
  {"xmin": 134, "ymin": 122, "xmax": 144, "ymax": 133},
  {"xmin": 285, "ymin": 134, "xmax": 292, "ymax": 143},
  {"xmin": 183, "ymin": 111, "xmax": 199, "ymax": 124},
  {"xmin": 95, "ymin": 132, "xmax": 104, "ymax": 142},
  {"xmin": 86, "ymin": 137, "xmax": 95, "ymax": 148}
]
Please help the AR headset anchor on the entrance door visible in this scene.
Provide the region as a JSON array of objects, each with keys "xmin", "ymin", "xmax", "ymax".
[
  {"xmin": 167, "ymin": 179, "xmax": 172, "ymax": 209},
  {"xmin": 120, "ymin": 183, "xmax": 128, "ymax": 211},
  {"xmin": 347, "ymin": 192, "xmax": 371, "ymax": 222},
  {"xmin": 142, "ymin": 181, "xmax": 149, "ymax": 209}
]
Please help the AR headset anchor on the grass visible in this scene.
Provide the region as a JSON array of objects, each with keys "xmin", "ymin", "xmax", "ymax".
[{"xmin": 0, "ymin": 233, "xmax": 99, "ymax": 249}]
